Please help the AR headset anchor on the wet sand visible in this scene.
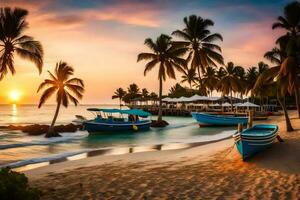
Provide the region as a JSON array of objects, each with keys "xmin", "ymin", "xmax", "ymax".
[{"xmin": 26, "ymin": 111, "xmax": 300, "ymax": 199}]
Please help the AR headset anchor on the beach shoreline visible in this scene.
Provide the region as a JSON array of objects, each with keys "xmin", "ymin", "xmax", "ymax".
[{"xmin": 25, "ymin": 111, "xmax": 300, "ymax": 199}]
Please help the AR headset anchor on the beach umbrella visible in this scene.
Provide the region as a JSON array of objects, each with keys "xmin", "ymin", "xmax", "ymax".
[
  {"xmin": 234, "ymin": 103, "xmax": 243, "ymax": 106},
  {"xmin": 221, "ymin": 102, "xmax": 231, "ymax": 107},
  {"xmin": 238, "ymin": 102, "xmax": 259, "ymax": 107},
  {"xmin": 177, "ymin": 96, "xmax": 191, "ymax": 102},
  {"xmin": 162, "ymin": 97, "xmax": 172, "ymax": 102},
  {"xmin": 209, "ymin": 103, "xmax": 220, "ymax": 107}
]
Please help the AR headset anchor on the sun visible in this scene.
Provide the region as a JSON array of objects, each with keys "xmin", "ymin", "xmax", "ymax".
[{"xmin": 9, "ymin": 90, "xmax": 22, "ymax": 103}]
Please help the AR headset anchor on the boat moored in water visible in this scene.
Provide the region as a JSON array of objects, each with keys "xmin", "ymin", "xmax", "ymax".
[
  {"xmin": 83, "ymin": 108, "xmax": 152, "ymax": 134},
  {"xmin": 233, "ymin": 124, "xmax": 279, "ymax": 160},
  {"xmin": 192, "ymin": 112, "xmax": 248, "ymax": 127}
]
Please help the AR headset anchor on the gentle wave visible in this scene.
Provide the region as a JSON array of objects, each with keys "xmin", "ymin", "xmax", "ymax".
[
  {"xmin": 0, "ymin": 131, "xmax": 89, "ymax": 150},
  {"xmin": 0, "ymin": 150, "xmax": 90, "ymax": 169},
  {"xmin": 0, "ymin": 122, "xmax": 196, "ymax": 150},
  {"xmin": 0, "ymin": 131, "xmax": 234, "ymax": 170}
]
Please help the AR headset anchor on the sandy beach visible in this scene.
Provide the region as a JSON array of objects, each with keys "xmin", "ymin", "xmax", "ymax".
[{"xmin": 24, "ymin": 111, "xmax": 300, "ymax": 200}]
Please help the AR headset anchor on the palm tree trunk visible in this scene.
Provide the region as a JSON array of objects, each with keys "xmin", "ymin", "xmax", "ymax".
[
  {"xmin": 294, "ymin": 87, "xmax": 300, "ymax": 118},
  {"xmin": 46, "ymin": 99, "xmax": 61, "ymax": 137},
  {"xmin": 158, "ymin": 76, "xmax": 163, "ymax": 121},
  {"xmin": 277, "ymin": 93, "xmax": 293, "ymax": 132},
  {"xmin": 230, "ymin": 90, "xmax": 233, "ymax": 111},
  {"xmin": 119, "ymin": 98, "xmax": 122, "ymax": 109},
  {"xmin": 197, "ymin": 66, "xmax": 203, "ymax": 93}
]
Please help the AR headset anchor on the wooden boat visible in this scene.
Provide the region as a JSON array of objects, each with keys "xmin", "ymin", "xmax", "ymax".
[
  {"xmin": 233, "ymin": 124, "xmax": 278, "ymax": 160},
  {"xmin": 191, "ymin": 112, "xmax": 248, "ymax": 126},
  {"xmin": 83, "ymin": 108, "xmax": 152, "ymax": 134}
]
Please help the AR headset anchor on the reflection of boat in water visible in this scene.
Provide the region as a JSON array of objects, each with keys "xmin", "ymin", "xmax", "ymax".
[
  {"xmin": 83, "ymin": 108, "xmax": 152, "ymax": 134},
  {"xmin": 192, "ymin": 112, "xmax": 248, "ymax": 127},
  {"xmin": 233, "ymin": 124, "xmax": 278, "ymax": 160}
]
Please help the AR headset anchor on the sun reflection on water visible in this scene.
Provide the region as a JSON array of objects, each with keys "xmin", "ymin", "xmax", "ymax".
[{"xmin": 11, "ymin": 104, "xmax": 18, "ymax": 123}]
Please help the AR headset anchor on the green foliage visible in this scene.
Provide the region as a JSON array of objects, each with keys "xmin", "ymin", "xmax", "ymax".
[
  {"xmin": 0, "ymin": 168, "xmax": 40, "ymax": 200},
  {"xmin": 168, "ymin": 83, "xmax": 199, "ymax": 98}
]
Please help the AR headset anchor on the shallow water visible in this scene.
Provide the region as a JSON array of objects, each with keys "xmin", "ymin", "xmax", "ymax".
[{"xmin": 0, "ymin": 104, "xmax": 235, "ymax": 168}]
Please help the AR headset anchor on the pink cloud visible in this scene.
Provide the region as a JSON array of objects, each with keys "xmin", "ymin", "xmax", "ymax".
[
  {"xmin": 222, "ymin": 18, "xmax": 284, "ymax": 67},
  {"xmin": 2, "ymin": 0, "xmax": 162, "ymax": 28}
]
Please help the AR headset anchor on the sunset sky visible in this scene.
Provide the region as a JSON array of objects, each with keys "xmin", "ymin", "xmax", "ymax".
[{"xmin": 0, "ymin": 0, "xmax": 289, "ymax": 104}]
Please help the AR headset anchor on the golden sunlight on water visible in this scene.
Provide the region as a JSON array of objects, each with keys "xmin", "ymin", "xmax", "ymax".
[{"xmin": 11, "ymin": 104, "xmax": 18, "ymax": 123}]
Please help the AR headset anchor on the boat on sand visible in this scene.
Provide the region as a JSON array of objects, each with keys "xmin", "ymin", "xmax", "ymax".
[{"xmin": 233, "ymin": 124, "xmax": 279, "ymax": 160}]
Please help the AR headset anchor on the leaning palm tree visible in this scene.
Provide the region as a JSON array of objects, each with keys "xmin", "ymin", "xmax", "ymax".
[
  {"xmin": 0, "ymin": 7, "xmax": 43, "ymax": 80},
  {"xmin": 112, "ymin": 88, "xmax": 126, "ymax": 109},
  {"xmin": 181, "ymin": 67, "xmax": 197, "ymax": 89},
  {"xmin": 272, "ymin": 1, "xmax": 300, "ymax": 118},
  {"xmin": 37, "ymin": 61, "xmax": 84, "ymax": 137},
  {"xmin": 172, "ymin": 15, "xmax": 224, "ymax": 86},
  {"xmin": 217, "ymin": 62, "xmax": 241, "ymax": 110},
  {"xmin": 254, "ymin": 45, "xmax": 294, "ymax": 131},
  {"xmin": 254, "ymin": 66, "xmax": 294, "ymax": 131},
  {"xmin": 137, "ymin": 34, "xmax": 186, "ymax": 123}
]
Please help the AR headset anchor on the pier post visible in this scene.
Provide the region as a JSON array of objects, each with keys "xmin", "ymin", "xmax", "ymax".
[
  {"xmin": 237, "ymin": 123, "xmax": 243, "ymax": 132},
  {"xmin": 247, "ymin": 110, "xmax": 253, "ymax": 128}
]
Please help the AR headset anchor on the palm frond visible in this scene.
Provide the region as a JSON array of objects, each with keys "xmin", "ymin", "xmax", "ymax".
[{"xmin": 38, "ymin": 86, "xmax": 57, "ymax": 108}]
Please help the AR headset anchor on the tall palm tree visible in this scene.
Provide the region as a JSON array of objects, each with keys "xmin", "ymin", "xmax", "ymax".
[
  {"xmin": 172, "ymin": 15, "xmax": 224, "ymax": 88},
  {"xmin": 272, "ymin": 1, "xmax": 300, "ymax": 118},
  {"xmin": 137, "ymin": 34, "xmax": 186, "ymax": 123},
  {"xmin": 0, "ymin": 7, "xmax": 43, "ymax": 80},
  {"xmin": 253, "ymin": 45, "xmax": 294, "ymax": 131},
  {"xmin": 37, "ymin": 61, "xmax": 84, "ymax": 137},
  {"xmin": 112, "ymin": 88, "xmax": 126, "ymax": 109},
  {"xmin": 217, "ymin": 62, "xmax": 241, "ymax": 110},
  {"xmin": 272, "ymin": 1, "xmax": 300, "ymax": 35},
  {"xmin": 234, "ymin": 66, "xmax": 247, "ymax": 99},
  {"xmin": 181, "ymin": 67, "xmax": 197, "ymax": 89},
  {"xmin": 202, "ymin": 66, "xmax": 217, "ymax": 96},
  {"xmin": 246, "ymin": 66, "xmax": 258, "ymax": 98}
]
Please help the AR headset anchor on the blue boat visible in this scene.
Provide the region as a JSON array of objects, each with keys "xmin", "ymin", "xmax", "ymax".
[
  {"xmin": 233, "ymin": 124, "xmax": 279, "ymax": 160},
  {"xmin": 83, "ymin": 108, "xmax": 152, "ymax": 134},
  {"xmin": 191, "ymin": 112, "xmax": 248, "ymax": 126}
]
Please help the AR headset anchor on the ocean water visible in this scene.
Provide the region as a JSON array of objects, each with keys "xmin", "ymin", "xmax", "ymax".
[{"xmin": 0, "ymin": 104, "xmax": 235, "ymax": 169}]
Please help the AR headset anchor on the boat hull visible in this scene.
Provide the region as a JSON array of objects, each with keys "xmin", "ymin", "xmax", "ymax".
[
  {"xmin": 233, "ymin": 124, "xmax": 278, "ymax": 160},
  {"xmin": 83, "ymin": 120, "xmax": 151, "ymax": 134},
  {"xmin": 192, "ymin": 112, "xmax": 248, "ymax": 126}
]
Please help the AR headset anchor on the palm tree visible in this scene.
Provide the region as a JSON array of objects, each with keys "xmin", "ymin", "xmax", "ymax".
[
  {"xmin": 181, "ymin": 67, "xmax": 197, "ymax": 89},
  {"xmin": 202, "ymin": 66, "xmax": 217, "ymax": 96},
  {"xmin": 272, "ymin": 1, "xmax": 300, "ymax": 118},
  {"xmin": 141, "ymin": 88, "xmax": 149, "ymax": 98},
  {"xmin": 234, "ymin": 66, "xmax": 247, "ymax": 99},
  {"xmin": 253, "ymin": 45, "xmax": 294, "ymax": 131},
  {"xmin": 137, "ymin": 34, "xmax": 186, "ymax": 123},
  {"xmin": 257, "ymin": 61, "xmax": 269, "ymax": 74},
  {"xmin": 217, "ymin": 62, "xmax": 241, "ymax": 110},
  {"xmin": 172, "ymin": 15, "xmax": 224, "ymax": 87},
  {"xmin": 112, "ymin": 88, "xmax": 126, "ymax": 109},
  {"xmin": 254, "ymin": 65, "xmax": 294, "ymax": 131},
  {"xmin": 272, "ymin": 1, "xmax": 300, "ymax": 35},
  {"xmin": 246, "ymin": 66, "xmax": 258, "ymax": 98},
  {"xmin": 216, "ymin": 66, "xmax": 226, "ymax": 80},
  {"xmin": 0, "ymin": 7, "xmax": 43, "ymax": 80},
  {"xmin": 37, "ymin": 61, "xmax": 84, "ymax": 137}
]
